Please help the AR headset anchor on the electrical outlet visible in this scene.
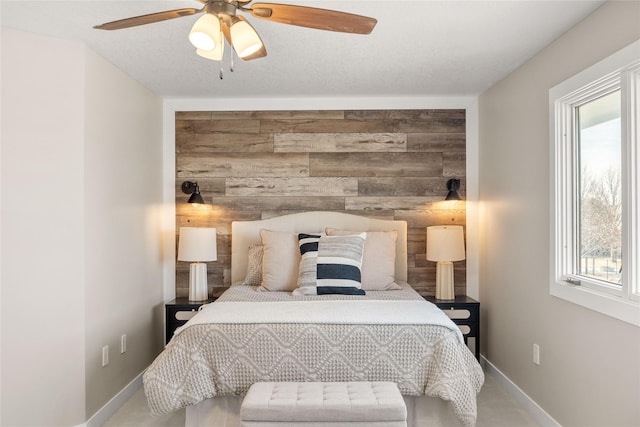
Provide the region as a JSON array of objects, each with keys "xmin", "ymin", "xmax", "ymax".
[
  {"xmin": 533, "ymin": 343, "xmax": 540, "ymax": 365},
  {"xmin": 102, "ymin": 345, "xmax": 109, "ymax": 367},
  {"xmin": 121, "ymin": 334, "xmax": 127, "ymax": 354}
]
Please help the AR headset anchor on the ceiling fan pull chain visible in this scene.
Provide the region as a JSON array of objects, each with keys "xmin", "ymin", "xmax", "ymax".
[
  {"xmin": 230, "ymin": 50, "xmax": 235, "ymax": 73},
  {"xmin": 219, "ymin": 67, "xmax": 224, "ymax": 80}
]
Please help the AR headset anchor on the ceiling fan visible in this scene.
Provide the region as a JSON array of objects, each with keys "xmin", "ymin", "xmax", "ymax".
[{"xmin": 94, "ymin": 0, "xmax": 377, "ymax": 62}]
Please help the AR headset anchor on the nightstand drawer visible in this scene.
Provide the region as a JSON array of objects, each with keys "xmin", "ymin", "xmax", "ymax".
[
  {"xmin": 441, "ymin": 308, "xmax": 472, "ymax": 320},
  {"xmin": 456, "ymin": 324, "xmax": 472, "ymax": 335},
  {"xmin": 165, "ymin": 298, "xmax": 216, "ymax": 344},
  {"xmin": 169, "ymin": 308, "xmax": 199, "ymax": 322},
  {"xmin": 424, "ymin": 295, "xmax": 480, "ymax": 360},
  {"xmin": 452, "ymin": 321, "xmax": 479, "ymax": 341}
]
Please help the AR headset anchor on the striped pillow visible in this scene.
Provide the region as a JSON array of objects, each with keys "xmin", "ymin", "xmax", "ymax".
[
  {"xmin": 294, "ymin": 233, "xmax": 367, "ymax": 295},
  {"xmin": 325, "ymin": 228, "xmax": 400, "ymax": 291},
  {"xmin": 296, "ymin": 233, "xmax": 321, "ymax": 289}
]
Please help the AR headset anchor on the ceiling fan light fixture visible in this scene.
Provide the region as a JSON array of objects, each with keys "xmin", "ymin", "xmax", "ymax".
[
  {"xmin": 196, "ymin": 44, "xmax": 224, "ymax": 61},
  {"xmin": 189, "ymin": 13, "xmax": 221, "ymax": 51},
  {"xmin": 94, "ymin": 2, "xmax": 377, "ymax": 65},
  {"xmin": 230, "ymin": 20, "xmax": 263, "ymax": 58},
  {"xmin": 196, "ymin": 23, "xmax": 224, "ymax": 61}
]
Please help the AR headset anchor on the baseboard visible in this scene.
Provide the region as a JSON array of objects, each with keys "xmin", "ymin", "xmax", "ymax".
[
  {"xmin": 72, "ymin": 370, "xmax": 145, "ymax": 427},
  {"xmin": 480, "ymin": 356, "xmax": 562, "ymax": 427}
]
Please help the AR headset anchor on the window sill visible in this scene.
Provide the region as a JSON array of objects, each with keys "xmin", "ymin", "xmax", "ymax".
[{"xmin": 551, "ymin": 281, "xmax": 640, "ymax": 327}]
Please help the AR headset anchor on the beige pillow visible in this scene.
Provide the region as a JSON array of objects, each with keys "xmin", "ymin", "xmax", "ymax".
[
  {"xmin": 259, "ymin": 229, "xmax": 300, "ymax": 291},
  {"xmin": 243, "ymin": 245, "xmax": 263, "ymax": 286},
  {"xmin": 325, "ymin": 228, "xmax": 400, "ymax": 291}
]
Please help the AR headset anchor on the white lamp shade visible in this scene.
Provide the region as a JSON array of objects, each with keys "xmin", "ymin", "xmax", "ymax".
[
  {"xmin": 230, "ymin": 20, "xmax": 263, "ymax": 58},
  {"xmin": 178, "ymin": 227, "xmax": 217, "ymax": 262},
  {"xmin": 197, "ymin": 42, "xmax": 224, "ymax": 61},
  {"xmin": 426, "ymin": 225, "xmax": 465, "ymax": 262},
  {"xmin": 189, "ymin": 14, "xmax": 221, "ymax": 51}
]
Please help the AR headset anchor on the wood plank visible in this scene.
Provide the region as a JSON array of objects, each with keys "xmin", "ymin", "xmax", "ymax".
[
  {"xmin": 344, "ymin": 109, "xmax": 465, "ymax": 121},
  {"xmin": 310, "ymin": 153, "xmax": 442, "ymax": 177},
  {"xmin": 209, "ymin": 111, "xmax": 261, "ymax": 120},
  {"xmin": 345, "ymin": 197, "xmax": 441, "ymax": 211},
  {"xmin": 177, "ymin": 154, "xmax": 309, "ymax": 178},
  {"xmin": 260, "ymin": 210, "xmax": 309, "ymax": 219},
  {"xmin": 259, "ymin": 210, "xmax": 395, "ymax": 221},
  {"xmin": 260, "ymin": 119, "xmax": 395, "ymax": 133},
  {"xmin": 175, "ymin": 119, "xmax": 260, "ymax": 134},
  {"xmin": 262, "ymin": 118, "xmax": 464, "ymax": 134},
  {"xmin": 175, "ymin": 111, "xmax": 212, "ymax": 120},
  {"xmin": 208, "ymin": 196, "xmax": 345, "ymax": 211},
  {"xmin": 274, "ymin": 133, "xmax": 406, "ymax": 152},
  {"xmin": 175, "ymin": 212, "xmax": 238, "ymax": 230},
  {"xmin": 176, "ymin": 210, "xmax": 258, "ymax": 235},
  {"xmin": 407, "ymin": 133, "xmax": 466, "ymax": 152},
  {"xmin": 443, "ymin": 153, "xmax": 466, "ymax": 177},
  {"xmin": 358, "ymin": 177, "xmax": 450, "ymax": 197},
  {"xmin": 394, "ymin": 209, "xmax": 466, "ymax": 227},
  {"xmin": 408, "ymin": 267, "xmax": 432, "ymax": 290},
  {"xmin": 340, "ymin": 210, "xmax": 396, "ymax": 220},
  {"xmin": 394, "ymin": 119, "xmax": 465, "ymax": 133},
  {"xmin": 252, "ymin": 111, "xmax": 344, "ymax": 120},
  {"xmin": 177, "ymin": 111, "xmax": 344, "ymax": 120},
  {"xmin": 407, "ymin": 235, "xmax": 425, "ymax": 258},
  {"xmin": 176, "ymin": 133, "xmax": 274, "ymax": 153},
  {"xmin": 226, "ymin": 177, "xmax": 357, "ymax": 196}
]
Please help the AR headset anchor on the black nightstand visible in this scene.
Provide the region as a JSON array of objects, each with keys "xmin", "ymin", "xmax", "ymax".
[
  {"xmin": 165, "ymin": 297, "xmax": 216, "ymax": 344},
  {"xmin": 424, "ymin": 295, "xmax": 480, "ymax": 360}
]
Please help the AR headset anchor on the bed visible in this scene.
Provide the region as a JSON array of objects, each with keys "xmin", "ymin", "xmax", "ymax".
[{"xmin": 143, "ymin": 211, "xmax": 484, "ymax": 427}]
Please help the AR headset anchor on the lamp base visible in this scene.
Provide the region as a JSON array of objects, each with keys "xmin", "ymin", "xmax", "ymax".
[
  {"xmin": 189, "ymin": 262, "xmax": 209, "ymax": 301},
  {"xmin": 435, "ymin": 261, "xmax": 455, "ymax": 300}
]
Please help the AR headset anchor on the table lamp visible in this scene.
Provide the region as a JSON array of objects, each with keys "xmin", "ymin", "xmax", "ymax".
[
  {"xmin": 178, "ymin": 227, "xmax": 217, "ymax": 301},
  {"xmin": 426, "ymin": 225, "xmax": 465, "ymax": 300}
]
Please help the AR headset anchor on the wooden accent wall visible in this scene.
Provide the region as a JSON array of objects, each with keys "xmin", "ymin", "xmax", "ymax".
[{"xmin": 175, "ymin": 110, "xmax": 466, "ymax": 298}]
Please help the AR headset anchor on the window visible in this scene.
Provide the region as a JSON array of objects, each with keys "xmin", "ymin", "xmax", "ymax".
[
  {"xmin": 550, "ymin": 40, "xmax": 639, "ymax": 326},
  {"xmin": 577, "ymin": 90, "xmax": 622, "ymax": 288}
]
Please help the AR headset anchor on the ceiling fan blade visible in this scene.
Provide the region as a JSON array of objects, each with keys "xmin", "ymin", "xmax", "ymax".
[
  {"xmin": 248, "ymin": 3, "xmax": 377, "ymax": 34},
  {"xmin": 94, "ymin": 8, "xmax": 202, "ymax": 30}
]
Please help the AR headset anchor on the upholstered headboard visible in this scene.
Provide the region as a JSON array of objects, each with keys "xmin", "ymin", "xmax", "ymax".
[{"xmin": 231, "ymin": 211, "xmax": 408, "ymax": 284}]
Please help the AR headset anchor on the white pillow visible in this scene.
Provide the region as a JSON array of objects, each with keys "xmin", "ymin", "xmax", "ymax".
[
  {"xmin": 259, "ymin": 229, "xmax": 300, "ymax": 292},
  {"xmin": 325, "ymin": 228, "xmax": 400, "ymax": 291}
]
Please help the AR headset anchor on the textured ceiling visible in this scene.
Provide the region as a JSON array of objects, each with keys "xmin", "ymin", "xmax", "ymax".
[{"xmin": 1, "ymin": 1, "xmax": 606, "ymax": 98}]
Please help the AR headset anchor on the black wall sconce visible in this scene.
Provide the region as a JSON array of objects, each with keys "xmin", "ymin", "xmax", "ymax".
[
  {"xmin": 445, "ymin": 179, "xmax": 462, "ymax": 201},
  {"xmin": 182, "ymin": 181, "xmax": 205, "ymax": 205}
]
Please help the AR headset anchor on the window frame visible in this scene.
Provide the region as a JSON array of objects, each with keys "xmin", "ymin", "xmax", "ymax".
[{"xmin": 550, "ymin": 40, "xmax": 640, "ymax": 327}]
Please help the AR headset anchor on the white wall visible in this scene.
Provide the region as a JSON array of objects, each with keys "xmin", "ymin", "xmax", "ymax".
[
  {"xmin": 1, "ymin": 28, "xmax": 164, "ymax": 425},
  {"xmin": 1, "ymin": 28, "xmax": 87, "ymax": 427},
  {"xmin": 478, "ymin": 2, "xmax": 640, "ymax": 426},
  {"xmin": 83, "ymin": 47, "xmax": 164, "ymax": 417}
]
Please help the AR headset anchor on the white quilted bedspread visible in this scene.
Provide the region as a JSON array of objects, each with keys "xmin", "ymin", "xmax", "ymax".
[
  {"xmin": 181, "ymin": 299, "xmax": 463, "ymax": 339},
  {"xmin": 143, "ymin": 285, "xmax": 484, "ymax": 427}
]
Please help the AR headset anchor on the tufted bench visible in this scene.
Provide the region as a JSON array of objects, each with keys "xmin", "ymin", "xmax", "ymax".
[{"xmin": 240, "ymin": 381, "xmax": 407, "ymax": 427}]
